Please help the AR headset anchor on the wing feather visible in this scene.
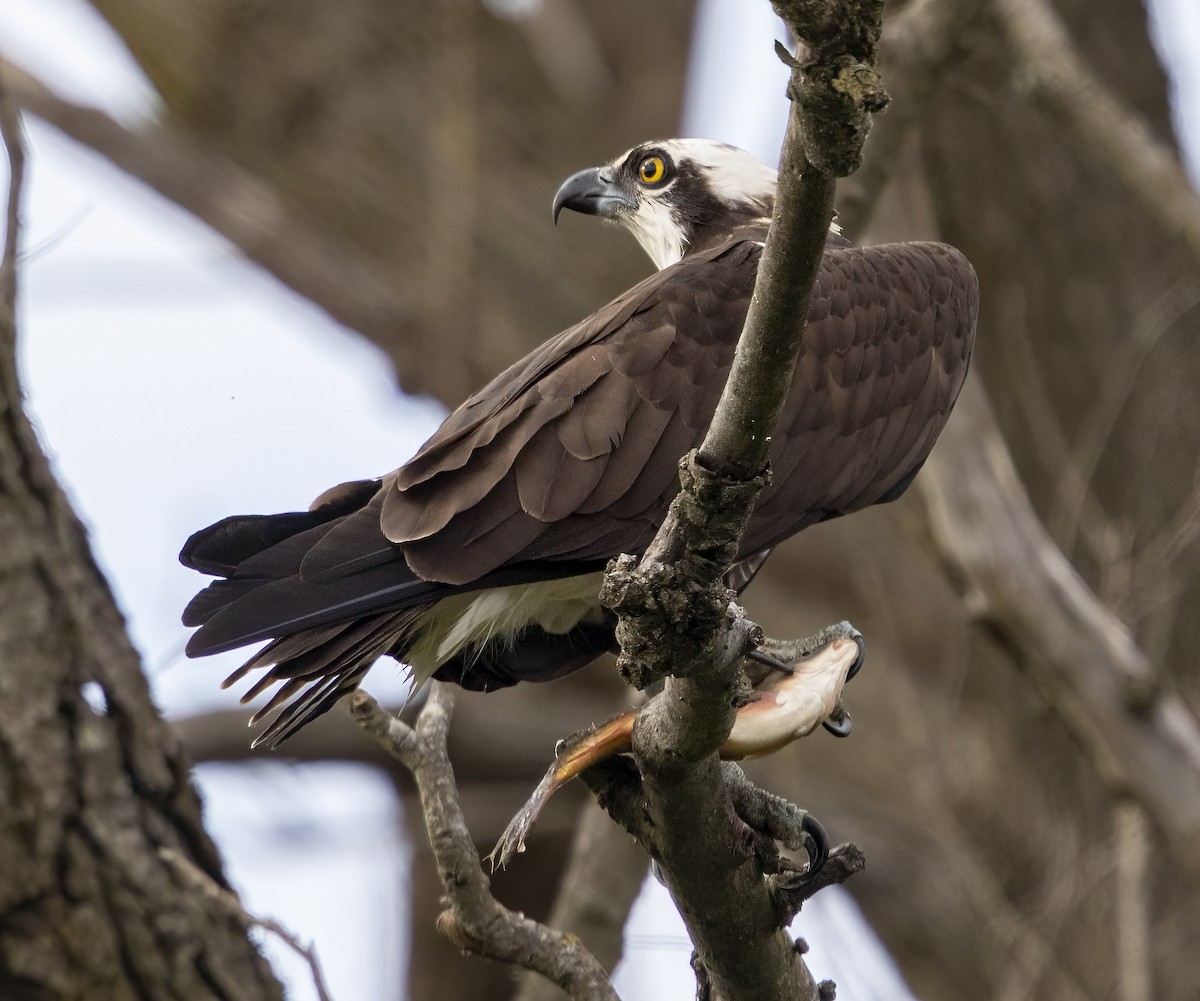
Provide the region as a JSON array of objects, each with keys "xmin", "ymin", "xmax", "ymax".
[
  {"xmin": 384, "ymin": 239, "xmax": 976, "ymax": 581},
  {"xmin": 745, "ymin": 241, "xmax": 977, "ymax": 554},
  {"xmin": 380, "ymin": 241, "xmax": 755, "ymax": 577},
  {"xmin": 576, "ymin": 394, "xmax": 676, "ymax": 514},
  {"xmin": 184, "ymin": 237, "xmax": 977, "ymax": 696}
]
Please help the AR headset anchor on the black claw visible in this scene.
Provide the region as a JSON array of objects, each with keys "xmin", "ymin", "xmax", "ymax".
[
  {"xmin": 821, "ymin": 703, "xmax": 853, "ymax": 738},
  {"xmin": 745, "ymin": 648, "xmax": 795, "ymax": 675},
  {"xmin": 846, "ymin": 629, "xmax": 866, "ymax": 681},
  {"xmin": 799, "ymin": 813, "xmax": 829, "ymax": 884}
]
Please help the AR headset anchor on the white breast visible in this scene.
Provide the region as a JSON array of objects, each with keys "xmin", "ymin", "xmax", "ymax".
[{"xmin": 402, "ymin": 571, "xmax": 607, "ymax": 681}]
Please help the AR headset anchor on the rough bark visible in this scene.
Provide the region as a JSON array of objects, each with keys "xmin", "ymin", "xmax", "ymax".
[
  {"xmin": 585, "ymin": 6, "xmax": 885, "ymax": 998},
  {"xmin": 0, "ymin": 98, "xmax": 284, "ymax": 1001}
]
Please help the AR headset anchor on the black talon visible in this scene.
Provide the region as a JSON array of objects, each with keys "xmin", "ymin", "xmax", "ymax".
[
  {"xmin": 745, "ymin": 648, "xmax": 794, "ymax": 675},
  {"xmin": 799, "ymin": 813, "xmax": 829, "ymax": 883},
  {"xmin": 846, "ymin": 628, "xmax": 866, "ymax": 681},
  {"xmin": 821, "ymin": 702, "xmax": 853, "ymax": 738}
]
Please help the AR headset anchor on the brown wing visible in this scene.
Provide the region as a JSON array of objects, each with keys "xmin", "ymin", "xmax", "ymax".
[
  {"xmin": 381, "ymin": 239, "xmax": 977, "ymax": 585},
  {"xmin": 746, "ymin": 240, "xmax": 977, "ymax": 552},
  {"xmin": 181, "ymin": 237, "xmax": 976, "ymax": 745}
]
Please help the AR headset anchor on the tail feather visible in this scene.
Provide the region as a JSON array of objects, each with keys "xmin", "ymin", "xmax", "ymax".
[
  {"xmin": 252, "ymin": 611, "xmax": 409, "ymax": 686},
  {"xmin": 181, "ymin": 512, "xmax": 321, "ymax": 575},
  {"xmin": 183, "ymin": 578, "xmax": 273, "ymax": 628},
  {"xmin": 184, "ymin": 564, "xmax": 437, "ymax": 658},
  {"xmin": 245, "ymin": 610, "xmax": 415, "ymax": 749},
  {"xmin": 180, "ymin": 479, "xmax": 426, "ymax": 747},
  {"xmin": 183, "ymin": 516, "xmax": 362, "ymax": 628},
  {"xmin": 180, "ymin": 478, "xmax": 379, "ymax": 575},
  {"xmin": 299, "ymin": 493, "xmax": 400, "ymax": 581},
  {"xmin": 236, "ymin": 519, "xmax": 344, "ymax": 578},
  {"xmin": 252, "ymin": 673, "xmax": 357, "ymax": 749},
  {"xmin": 246, "ymin": 674, "xmax": 306, "ymax": 713},
  {"xmin": 180, "ymin": 475, "xmax": 611, "ymax": 748},
  {"xmin": 232, "ymin": 625, "xmax": 346, "ymax": 681}
]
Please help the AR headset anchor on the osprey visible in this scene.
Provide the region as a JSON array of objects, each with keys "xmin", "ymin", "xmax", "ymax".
[{"xmin": 181, "ymin": 139, "xmax": 978, "ymax": 748}]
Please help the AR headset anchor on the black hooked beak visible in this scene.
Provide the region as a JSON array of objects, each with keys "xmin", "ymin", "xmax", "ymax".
[{"xmin": 552, "ymin": 167, "xmax": 635, "ymax": 224}]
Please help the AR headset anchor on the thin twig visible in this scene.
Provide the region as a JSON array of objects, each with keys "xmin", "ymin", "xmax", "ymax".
[
  {"xmin": 350, "ymin": 687, "xmax": 618, "ymax": 1000},
  {"xmin": 992, "ymin": 287, "xmax": 1119, "ymax": 566},
  {"xmin": 1113, "ymin": 801, "xmax": 1152, "ymax": 1001},
  {"xmin": 159, "ymin": 848, "xmax": 336, "ymax": 1001},
  {"xmin": 0, "ymin": 64, "xmax": 26, "ymax": 321},
  {"xmin": 838, "ymin": 0, "xmax": 988, "ymax": 237},
  {"xmin": 249, "ymin": 916, "xmax": 336, "ymax": 1001},
  {"xmin": 1051, "ymin": 279, "xmax": 1200, "ymax": 555},
  {"xmin": 1134, "ymin": 458, "xmax": 1200, "ymax": 574},
  {"xmin": 1129, "ymin": 470, "xmax": 1200, "ymax": 620},
  {"xmin": 940, "ymin": 813, "xmax": 1092, "ymax": 1001}
]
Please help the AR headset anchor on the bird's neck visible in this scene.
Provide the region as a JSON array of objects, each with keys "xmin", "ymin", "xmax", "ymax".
[{"xmin": 678, "ymin": 219, "xmax": 772, "ymax": 264}]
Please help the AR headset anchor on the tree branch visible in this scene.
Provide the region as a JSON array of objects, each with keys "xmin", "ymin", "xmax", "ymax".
[
  {"xmin": 838, "ymin": 0, "xmax": 987, "ymax": 237},
  {"xmin": 0, "ymin": 72, "xmax": 284, "ymax": 1001},
  {"xmin": 0, "ymin": 73, "xmax": 22, "ymax": 316},
  {"xmin": 1113, "ymin": 800, "xmax": 1152, "ymax": 1001},
  {"xmin": 995, "ymin": 0, "xmax": 1200, "ymax": 269},
  {"xmin": 350, "ymin": 687, "xmax": 617, "ymax": 1000},
  {"xmin": 700, "ymin": 1, "xmax": 887, "ymax": 476},
  {"xmin": 1049, "ymin": 280, "xmax": 1200, "ymax": 558},
  {"xmin": 917, "ymin": 378, "xmax": 1200, "ymax": 875},
  {"xmin": 595, "ymin": 3, "xmax": 887, "ymax": 998},
  {"xmin": 1, "ymin": 57, "xmax": 410, "ymax": 353}
]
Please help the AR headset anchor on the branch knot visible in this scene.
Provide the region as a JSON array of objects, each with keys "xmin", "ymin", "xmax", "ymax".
[
  {"xmin": 601, "ymin": 555, "xmax": 739, "ymax": 689},
  {"xmin": 772, "ymin": 0, "xmax": 890, "ymax": 178},
  {"xmin": 599, "ymin": 451, "xmax": 768, "ymax": 689}
]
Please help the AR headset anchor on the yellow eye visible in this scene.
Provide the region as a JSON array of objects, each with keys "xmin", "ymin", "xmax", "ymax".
[{"xmin": 639, "ymin": 155, "xmax": 667, "ymax": 185}]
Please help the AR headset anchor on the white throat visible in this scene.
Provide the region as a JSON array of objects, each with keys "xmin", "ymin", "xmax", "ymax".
[{"xmin": 622, "ymin": 198, "xmax": 687, "ymax": 269}]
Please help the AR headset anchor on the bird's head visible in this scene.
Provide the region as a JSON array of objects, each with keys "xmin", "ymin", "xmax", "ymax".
[{"xmin": 552, "ymin": 139, "xmax": 778, "ymax": 270}]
